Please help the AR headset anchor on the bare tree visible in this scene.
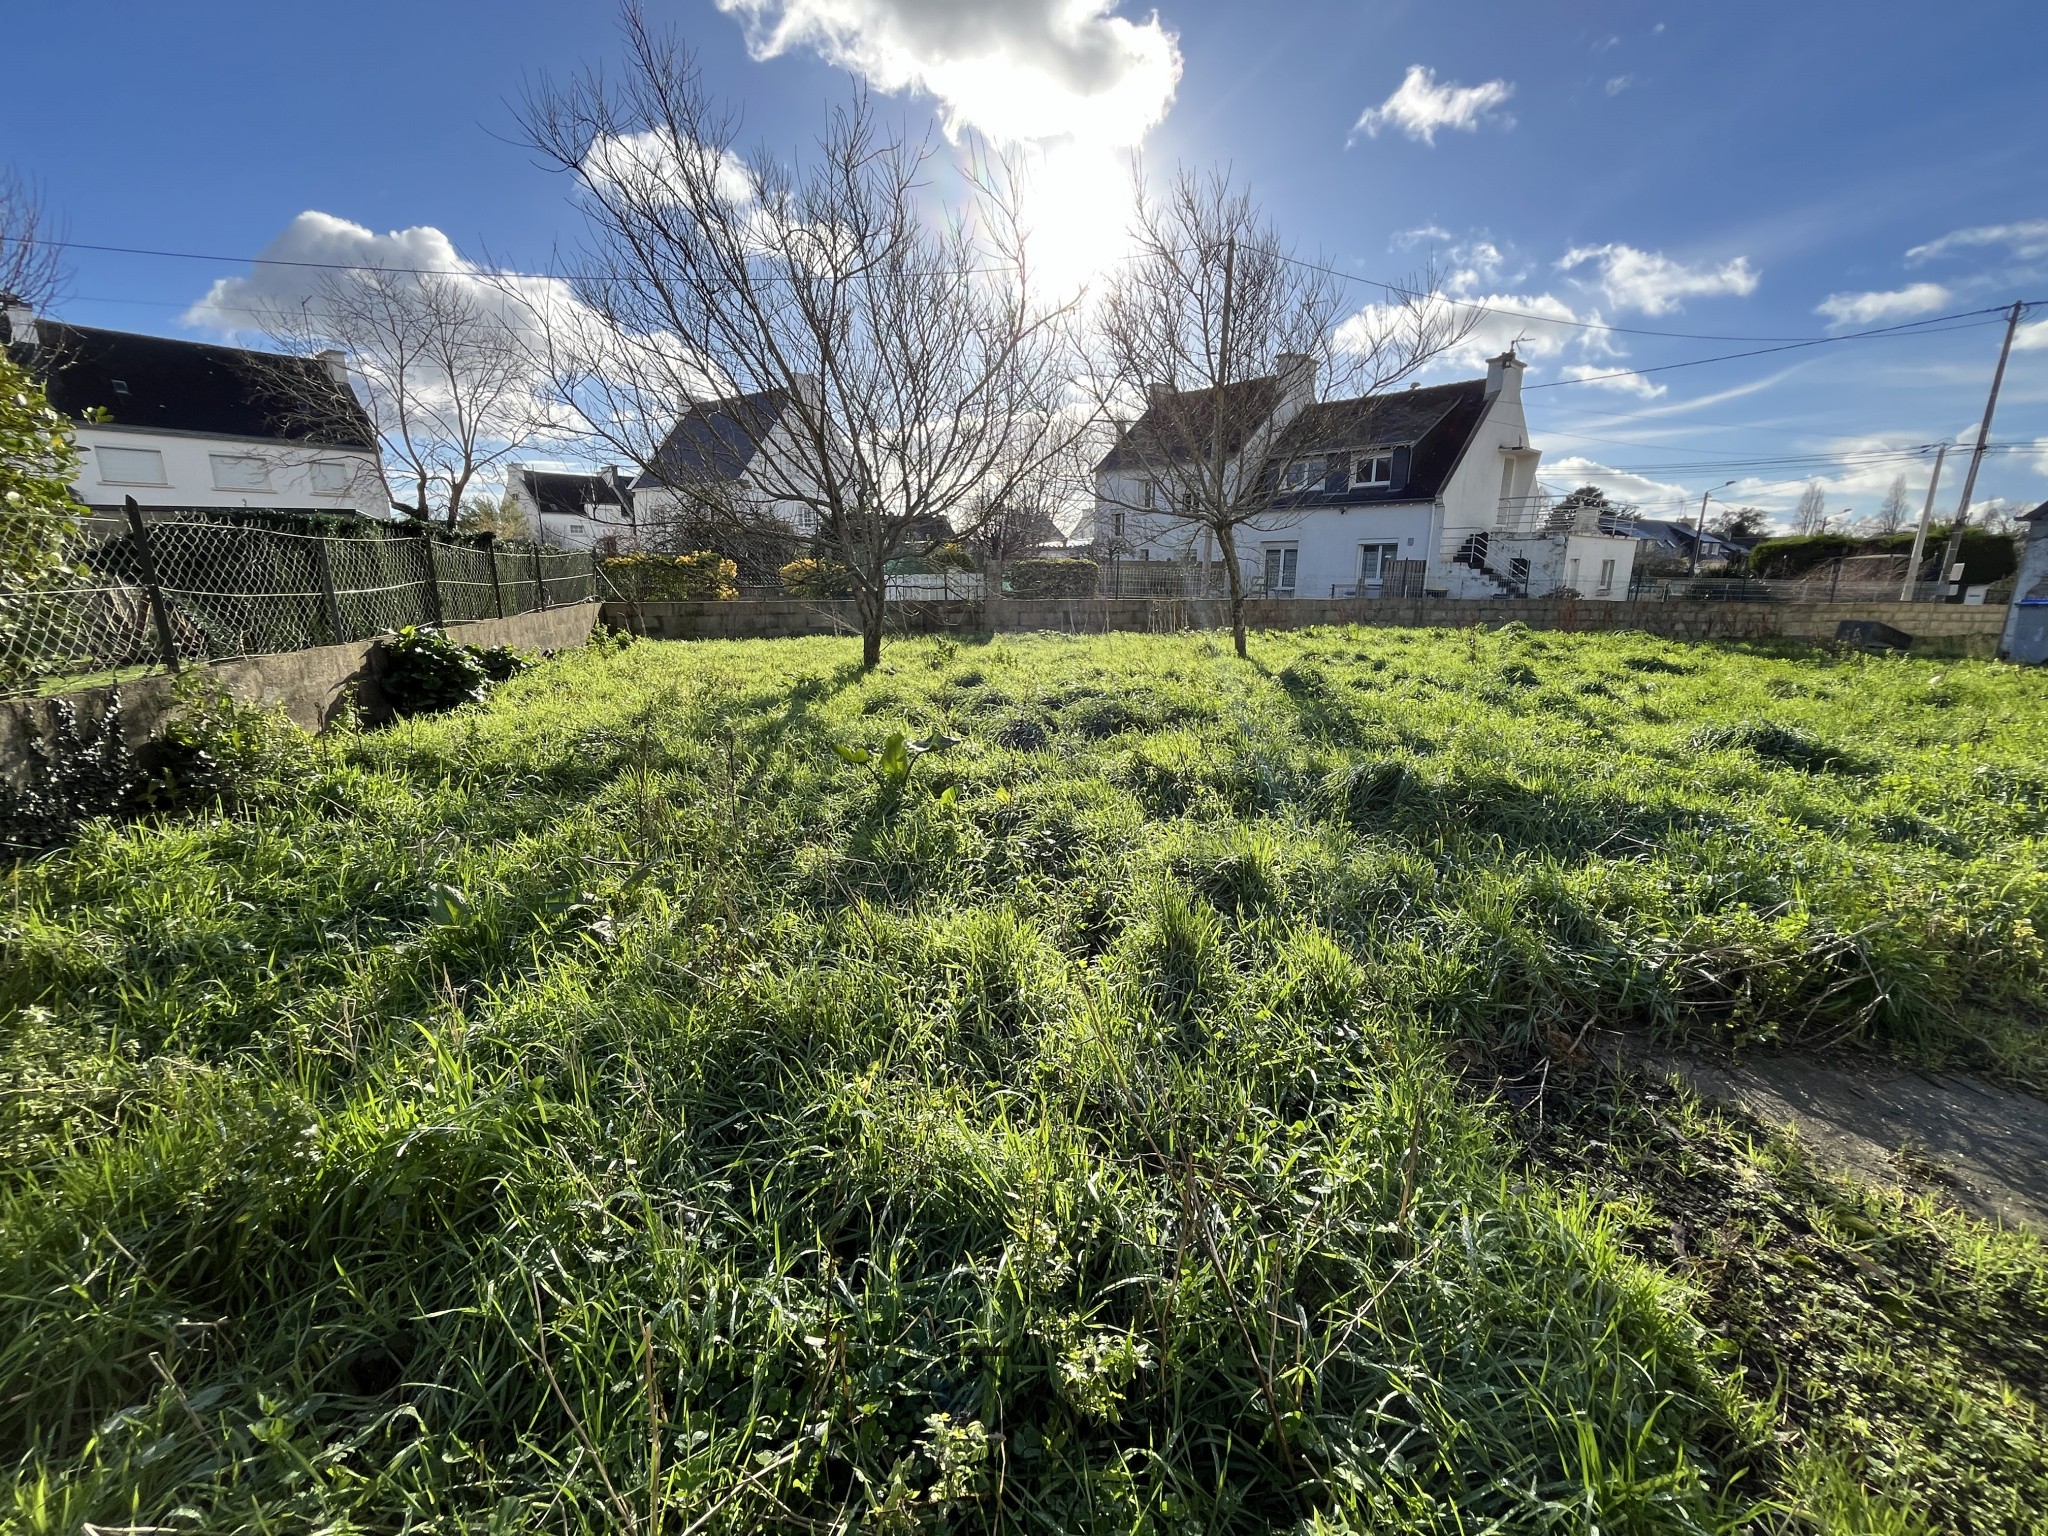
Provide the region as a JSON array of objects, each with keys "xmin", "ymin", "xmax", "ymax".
[
  {"xmin": 1873, "ymin": 473, "xmax": 1912, "ymax": 535},
  {"xmin": 520, "ymin": 14, "xmax": 1089, "ymax": 668},
  {"xmin": 254, "ymin": 267, "xmax": 544, "ymax": 525},
  {"xmin": 0, "ymin": 166, "xmax": 65, "ymax": 316},
  {"xmin": 1791, "ymin": 480, "xmax": 1830, "ymax": 536},
  {"xmin": 1087, "ymin": 167, "xmax": 1474, "ymax": 658}
]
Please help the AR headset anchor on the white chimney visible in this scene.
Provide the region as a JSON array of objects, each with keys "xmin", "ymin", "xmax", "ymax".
[
  {"xmin": 1484, "ymin": 348, "xmax": 1524, "ymax": 403},
  {"xmin": 1276, "ymin": 352, "xmax": 1317, "ymax": 407},
  {"xmin": 315, "ymin": 347, "xmax": 350, "ymax": 386},
  {"xmin": 2, "ymin": 294, "xmax": 36, "ymax": 349}
]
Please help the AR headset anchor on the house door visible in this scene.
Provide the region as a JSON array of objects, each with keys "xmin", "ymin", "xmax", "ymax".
[
  {"xmin": 1357, "ymin": 542, "xmax": 1400, "ymax": 592},
  {"xmin": 1263, "ymin": 544, "xmax": 1298, "ymax": 597}
]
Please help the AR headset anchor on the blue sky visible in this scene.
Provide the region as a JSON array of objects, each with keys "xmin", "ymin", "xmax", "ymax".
[{"xmin": 8, "ymin": 0, "xmax": 2046, "ymax": 526}]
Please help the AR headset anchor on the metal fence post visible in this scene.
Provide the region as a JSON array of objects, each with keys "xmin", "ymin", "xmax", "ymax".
[
  {"xmin": 123, "ymin": 496, "xmax": 181, "ymax": 673},
  {"xmin": 488, "ymin": 540, "xmax": 506, "ymax": 620},
  {"xmin": 416, "ymin": 523, "xmax": 445, "ymax": 627},
  {"xmin": 533, "ymin": 544, "xmax": 550, "ymax": 610},
  {"xmin": 314, "ymin": 535, "xmax": 349, "ymax": 644}
]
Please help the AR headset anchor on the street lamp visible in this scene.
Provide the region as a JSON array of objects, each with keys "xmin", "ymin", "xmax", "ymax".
[{"xmin": 1689, "ymin": 480, "xmax": 1739, "ymax": 578}]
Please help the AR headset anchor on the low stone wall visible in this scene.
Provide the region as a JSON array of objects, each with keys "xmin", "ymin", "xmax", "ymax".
[
  {"xmin": 2, "ymin": 602, "xmax": 600, "ymax": 787},
  {"xmin": 606, "ymin": 595, "xmax": 2009, "ymax": 653}
]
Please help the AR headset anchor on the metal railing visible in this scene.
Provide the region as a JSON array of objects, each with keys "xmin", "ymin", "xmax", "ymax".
[{"xmin": 1, "ymin": 503, "xmax": 599, "ymax": 698}]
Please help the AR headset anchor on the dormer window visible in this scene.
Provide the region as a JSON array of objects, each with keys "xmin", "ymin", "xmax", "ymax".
[
  {"xmin": 1353, "ymin": 451, "xmax": 1393, "ymax": 488},
  {"xmin": 110, "ymin": 379, "xmax": 130, "ymax": 395},
  {"xmin": 1280, "ymin": 456, "xmax": 1325, "ymax": 492}
]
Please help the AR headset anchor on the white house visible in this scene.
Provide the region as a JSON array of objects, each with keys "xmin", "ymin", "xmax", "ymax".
[
  {"xmin": 629, "ymin": 383, "xmax": 829, "ymax": 540},
  {"xmin": 4, "ymin": 300, "xmax": 389, "ymax": 518},
  {"xmin": 504, "ymin": 464, "xmax": 639, "ymax": 551},
  {"xmin": 1093, "ymin": 351, "xmax": 1636, "ymax": 602}
]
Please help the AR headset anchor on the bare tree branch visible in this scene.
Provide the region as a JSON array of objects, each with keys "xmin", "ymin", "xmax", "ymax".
[
  {"xmin": 518, "ymin": 10, "xmax": 1091, "ymax": 667},
  {"xmin": 0, "ymin": 167, "xmax": 65, "ymax": 315},
  {"xmin": 1085, "ymin": 166, "xmax": 1475, "ymax": 656}
]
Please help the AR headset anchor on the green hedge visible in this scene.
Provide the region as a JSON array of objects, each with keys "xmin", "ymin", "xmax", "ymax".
[
  {"xmin": 779, "ymin": 558, "xmax": 856, "ymax": 598},
  {"xmin": 1006, "ymin": 558, "xmax": 1099, "ymax": 598},
  {"xmin": 602, "ymin": 551, "xmax": 739, "ymax": 601},
  {"xmin": 1751, "ymin": 528, "xmax": 2017, "ymax": 584}
]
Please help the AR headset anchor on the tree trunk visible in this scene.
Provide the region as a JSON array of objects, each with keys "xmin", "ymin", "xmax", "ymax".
[
  {"xmin": 1216, "ymin": 522, "xmax": 1248, "ymax": 659},
  {"xmin": 857, "ymin": 582, "xmax": 885, "ymax": 671}
]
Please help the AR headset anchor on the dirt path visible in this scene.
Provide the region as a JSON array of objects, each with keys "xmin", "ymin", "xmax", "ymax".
[{"xmin": 1620, "ymin": 1044, "xmax": 2048, "ymax": 1232}]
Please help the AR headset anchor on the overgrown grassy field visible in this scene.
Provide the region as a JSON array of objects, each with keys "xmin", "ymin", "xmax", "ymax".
[{"xmin": 4, "ymin": 625, "xmax": 2045, "ymax": 1533}]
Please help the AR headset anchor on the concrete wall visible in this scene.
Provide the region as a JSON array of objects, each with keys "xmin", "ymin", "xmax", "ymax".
[
  {"xmin": 1, "ymin": 603, "xmax": 600, "ymax": 788},
  {"xmin": 608, "ymin": 594, "xmax": 2011, "ymax": 652}
]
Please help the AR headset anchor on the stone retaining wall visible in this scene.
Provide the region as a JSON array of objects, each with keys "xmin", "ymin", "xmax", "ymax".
[
  {"xmin": 2, "ymin": 602, "xmax": 600, "ymax": 788},
  {"xmin": 607, "ymin": 595, "xmax": 2008, "ymax": 653}
]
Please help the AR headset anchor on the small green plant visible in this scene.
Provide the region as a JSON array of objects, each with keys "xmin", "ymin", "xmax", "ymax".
[
  {"xmin": 377, "ymin": 626, "xmax": 529, "ymax": 716},
  {"xmin": 831, "ymin": 728, "xmax": 958, "ymax": 793}
]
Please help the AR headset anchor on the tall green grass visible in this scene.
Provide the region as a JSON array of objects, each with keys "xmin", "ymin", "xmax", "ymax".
[{"xmin": 2, "ymin": 626, "xmax": 2043, "ymax": 1532}]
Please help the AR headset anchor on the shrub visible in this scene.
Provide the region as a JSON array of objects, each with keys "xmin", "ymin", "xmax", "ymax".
[
  {"xmin": 929, "ymin": 541, "xmax": 975, "ymax": 572},
  {"xmin": 602, "ymin": 551, "xmax": 739, "ymax": 601},
  {"xmin": 1007, "ymin": 558, "xmax": 1098, "ymax": 598},
  {"xmin": 1, "ymin": 351, "xmax": 88, "ymax": 689},
  {"xmin": 780, "ymin": 557, "xmax": 856, "ymax": 598},
  {"xmin": 377, "ymin": 626, "xmax": 530, "ymax": 716}
]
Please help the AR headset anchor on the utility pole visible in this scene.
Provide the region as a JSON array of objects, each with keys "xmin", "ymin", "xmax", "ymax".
[
  {"xmin": 1938, "ymin": 300, "xmax": 2024, "ymax": 592},
  {"xmin": 1901, "ymin": 443, "xmax": 1948, "ymax": 602},
  {"xmin": 1689, "ymin": 479, "xmax": 1736, "ymax": 578}
]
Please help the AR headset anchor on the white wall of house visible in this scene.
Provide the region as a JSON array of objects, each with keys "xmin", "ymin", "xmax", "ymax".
[
  {"xmin": 70, "ymin": 424, "xmax": 387, "ymax": 517},
  {"xmin": 1250, "ymin": 504, "xmax": 1435, "ymax": 597}
]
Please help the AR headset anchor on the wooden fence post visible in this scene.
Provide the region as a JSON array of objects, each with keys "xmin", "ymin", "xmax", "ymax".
[
  {"xmin": 533, "ymin": 544, "xmax": 549, "ymax": 610},
  {"xmin": 488, "ymin": 539, "xmax": 506, "ymax": 620},
  {"xmin": 123, "ymin": 496, "xmax": 181, "ymax": 673},
  {"xmin": 314, "ymin": 535, "xmax": 349, "ymax": 644}
]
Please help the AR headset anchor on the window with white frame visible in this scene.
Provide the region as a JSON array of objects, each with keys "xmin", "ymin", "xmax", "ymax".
[
  {"xmin": 1358, "ymin": 542, "xmax": 1400, "ymax": 584},
  {"xmin": 96, "ymin": 445, "xmax": 167, "ymax": 485},
  {"xmin": 1597, "ymin": 558, "xmax": 1616, "ymax": 596},
  {"xmin": 309, "ymin": 460, "xmax": 351, "ymax": 494},
  {"xmin": 210, "ymin": 454, "xmax": 272, "ymax": 491},
  {"xmin": 1353, "ymin": 451, "xmax": 1394, "ymax": 488},
  {"xmin": 1141, "ymin": 480, "xmax": 1155, "ymax": 510},
  {"xmin": 1262, "ymin": 544, "xmax": 1298, "ymax": 596},
  {"xmin": 1568, "ymin": 558, "xmax": 1581, "ymax": 592},
  {"xmin": 1110, "ymin": 510, "xmax": 1125, "ymax": 539},
  {"xmin": 1278, "ymin": 456, "xmax": 1325, "ymax": 493}
]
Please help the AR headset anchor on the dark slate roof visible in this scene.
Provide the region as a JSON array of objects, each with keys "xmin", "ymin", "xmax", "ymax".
[
  {"xmin": 2021, "ymin": 500, "xmax": 2048, "ymax": 524},
  {"xmin": 1264, "ymin": 379, "xmax": 1488, "ymax": 508},
  {"xmin": 1094, "ymin": 375, "xmax": 1288, "ymax": 474},
  {"xmin": 518, "ymin": 467, "xmax": 631, "ymax": 520},
  {"xmin": 6, "ymin": 319, "xmax": 376, "ymax": 449},
  {"xmin": 634, "ymin": 388, "xmax": 793, "ymax": 490}
]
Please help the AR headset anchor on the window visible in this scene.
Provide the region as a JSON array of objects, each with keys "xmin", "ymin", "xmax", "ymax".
[
  {"xmin": 210, "ymin": 453, "xmax": 272, "ymax": 491},
  {"xmin": 1353, "ymin": 452, "xmax": 1393, "ymax": 488},
  {"xmin": 1358, "ymin": 542, "xmax": 1400, "ymax": 584},
  {"xmin": 1279, "ymin": 456, "xmax": 1325, "ymax": 493},
  {"xmin": 1568, "ymin": 558, "xmax": 1581, "ymax": 592},
  {"xmin": 309, "ymin": 460, "xmax": 351, "ymax": 493},
  {"xmin": 1262, "ymin": 544, "xmax": 1298, "ymax": 596},
  {"xmin": 1597, "ymin": 558, "xmax": 1616, "ymax": 596},
  {"xmin": 1141, "ymin": 480, "xmax": 1155, "ymax": 510},
  {"xmin": 96, "ymin": 445, "xmax": 166, "ymax": 484},
  {"xmin": 1110, "ymin": 510, "xmax": 1126, "ymax": 539},
  {"xmin": 111, "ymin": 379, "xmax": 130, "ymax": 396}
]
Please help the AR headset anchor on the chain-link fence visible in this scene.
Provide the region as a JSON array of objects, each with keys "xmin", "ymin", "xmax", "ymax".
[{"xmin": 0, "ymin": 504, "xmax": 602, "ymax": 698}]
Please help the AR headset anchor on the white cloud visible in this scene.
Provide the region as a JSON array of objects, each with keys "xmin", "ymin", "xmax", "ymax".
[
  {"xmin": 1391, "ymin": 224, "xmax": 1455, "ymax": 249},
  {"xmin": 1604, "ymin": 74, "xmax": 1631, "ymax": 96},
  {"xmin": 1537, "ymin": 456, "xmax": 1690, "ymax": 512},
  {"xmin": 1557, "ymin": 243, "xmax": 1759, "ymax": 314},
  {"xmin": 1559, "ymin": 363, "xmax": 1665, "ymax": 398},
  {"xmin": 1350, "ymin": 65, "xmax": 1514, "ymax": 146},
  {"xmin": 1905, "ymin": 219, "xmax": 2048, "ymax": 265},
  {"xmin": 1813, "ymin": 282, "xmax": 1950, "ymax": 328},
  {"xmin": 581, "ymin": 130, "xmax": 754, "ymax": 207},
  {"xmin": 2014, "ymin": 316, "xmax": 2048, "ymax": 351},
  {"xmin": 713, "ymin": 0, "xmax": 1181, "ymax": 147},
  {"xmin": 1337, "ymin": 288, "xmax": 1583, "ymax": 374}
]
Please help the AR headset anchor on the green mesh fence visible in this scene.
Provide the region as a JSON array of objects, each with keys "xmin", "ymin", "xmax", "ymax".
[{"xmin": 0, "ymin": 510, "xmax": 598, "ymax": 698}]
